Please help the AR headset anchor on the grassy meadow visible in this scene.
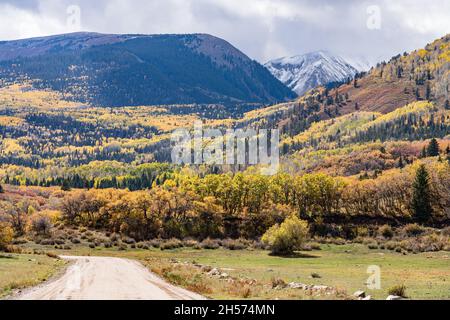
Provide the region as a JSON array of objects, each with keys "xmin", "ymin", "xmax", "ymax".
[
  {"xmin": 0, "ymin": 253, "xmax": 66, "ymax": 298},
  {"xmin": 2, "ymin": 243, "xmax": 448, "ymax": 300}
]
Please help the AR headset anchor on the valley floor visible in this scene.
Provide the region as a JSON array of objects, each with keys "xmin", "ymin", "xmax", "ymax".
[
  {"xmin": 0, "ymin": 253, "xmax": 66, "ymax": 298},
  {"xmin": 2, "ymin": 244, "xmax": 449, "ymax": 300},
  {"xmin": 12, "ymin": 256, "xmax": 204, "ymax": 300}
]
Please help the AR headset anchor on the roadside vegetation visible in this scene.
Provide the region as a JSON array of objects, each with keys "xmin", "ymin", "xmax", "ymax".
[
  {"xmin": 0, "ymin": 253, "xmax": 65, "ymax": 298},
  {"xmin": 2, "ymin": 240, "xmax": 448, "ymax": 300}
]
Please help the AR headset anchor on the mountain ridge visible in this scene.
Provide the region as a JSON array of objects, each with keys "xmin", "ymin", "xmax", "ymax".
[
  {"xmin": 246, "ymin": 34, "xmax": 449, "ymax": 147},
  {"xmin": 0, "ymin": 32, "xmax": 296, "ymax": 108},
  {"xmin": 265, "ymin": 51, "xmax": 359, "ymax": 96}
]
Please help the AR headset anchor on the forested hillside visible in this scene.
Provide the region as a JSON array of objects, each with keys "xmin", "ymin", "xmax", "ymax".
[
  {"xmin": 0, "ymin": 34, "xmax": 449, "ymax": 253},
  {"xmin": 250, "ymin": 34, "xmax": 450, "ymax": 140},
  {"xmin": 0, "ymin": 32, "xmax": 296, "ymax": 108}
]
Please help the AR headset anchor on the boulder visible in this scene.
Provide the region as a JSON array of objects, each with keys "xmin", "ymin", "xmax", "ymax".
[
  {"xmin": 312, "ymin": 285, "xmax": 330, "ymax": 291},
  {"xmin": 207, "ymin": 268, "xmax": 221, "ymax": 276},
  {"xmin": 288, "ymin": 282, "xmax": 307, "ymax": 290},
  {"xmin": 201, "ymin": 265, "xmax": 212, "ymax": 273},
  {"xmin": 271, "ymin": 279, "xmax": 287, "ymax": 289},
  {"xmin": 386, "ymin": 295, "xmax": 404, "ymax": 300},
  {"xmin": 353, "ymin": 290, "xmax": 366, "ymax": 298}
]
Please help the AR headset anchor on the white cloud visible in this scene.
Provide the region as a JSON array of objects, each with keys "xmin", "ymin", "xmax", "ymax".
[
  {"xmin": 384, "ymin": 1, "xmax": 450, "ymax": 34},
  {"xmin": 0, "ymin": 3, "xmax": 67, "ymax": 40},
  {"xmin": 0, "ymin": 0, "xmax": 448, "ymax": 63}
]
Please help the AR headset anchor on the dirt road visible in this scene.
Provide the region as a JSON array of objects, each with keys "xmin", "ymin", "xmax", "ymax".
[{"xmin": 14, "ymin": 256, "xmax": 205, "ymax": 300}]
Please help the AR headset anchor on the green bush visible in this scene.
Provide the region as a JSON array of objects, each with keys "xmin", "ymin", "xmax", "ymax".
[
  {"xmin": 402, "ymin": 224, "xmax": 425, "ymax": 237},
  {"xmin": 388, "ymin": 284, "xmax": 407, "ymax": 298},
  {"xmin": 160, "ymin": 239, "xmax": 183, "ymax": 250},
  {"xmin": 367, "ymin": 242, "xmax": 379, "ymax": 250},
  {"xmin": 379, "ymin": 225, "xmax": 394, "ymax": 239},
  {"xmin": 221, "ymin": 239, "xmax": 248, "ymax": 250},
  {"xmin": 306, "ymin": 242, "xmax": 322, "ymax": 251},
  {"xmin": 261, "ymin": 215, "xmax": 309, "ymax": 256},
  {"xmin": 40, "ymin": 239, "xmax": 56, "ymax": 246},
  {"xmin": 122, "ymin": 237, "xmax": 136, "ymax": 245},
  {"xmin": 442, "ymin": 227, "xmax": 450, "ymax": 237},
  {"xmin": 182, "ymin": 239, "xmax": 199, "ymax": 248},
  {"xmin": 30, "ymin": 215, "xmax": 53, "ymax": 236},
  {"xmin": 71, "ymin": 238, "xmax": 81, "ymax": 244},
  {"xmin": 200, "ymin": 238, "xmax": 220, "ymax": 250},
  {"xmin": 0, "ymin": 222, "xmax": 14, "ymax": 251},
  {"xmin": 149, "ymin": 239, "xmax": 162, "ymax": 248}
]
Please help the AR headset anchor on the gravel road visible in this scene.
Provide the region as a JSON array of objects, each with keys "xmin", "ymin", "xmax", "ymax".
[{"xmin": 15, "ymin": 256, "xmax": 205, "ymax": 300}]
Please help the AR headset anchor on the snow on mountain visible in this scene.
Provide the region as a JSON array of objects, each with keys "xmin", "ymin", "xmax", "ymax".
[
  {"xmin": 265, "ymin": 51, "xmax": 359, "ymax": 96},
  {"xmin": 341, "ymin": 54, "xmax": 374, "ymax": 72}
]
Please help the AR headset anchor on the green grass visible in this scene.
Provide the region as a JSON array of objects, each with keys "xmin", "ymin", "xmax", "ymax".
[
  {"xmin": 143, "ymin": 244, "xmax": 449, "ymax": 300},
  {"xmin": 5, "ymin": 244, "xmax": 450, "ymax": 300},
  {"xmin": 45, "ymin": 243, "xmax": 450, "ymax": 300},
  {"xmin": 0, "ymin": 253, "xmax": 66, "ymax": 298}
]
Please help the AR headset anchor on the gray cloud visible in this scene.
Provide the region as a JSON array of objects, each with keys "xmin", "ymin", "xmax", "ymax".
[{"xmin": 0, "ymin": 0, "xmax": 448, "ymax": 64}]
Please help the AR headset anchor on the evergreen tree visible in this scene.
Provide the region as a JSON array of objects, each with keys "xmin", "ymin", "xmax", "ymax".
[
  {"xmin": 425, "ymin": 83, "xmax": 431, "ymax": 100},
  {"xmin": 415, "ymin": 87, "xmax": 421, "ymax": 100},
  {"xmin": 61, "ymin": 180, "xmax": 72, "ymax": 192},
  {"xmin": 420, "ymin": 147, "xmax": 427, "ymax": 158},
  {"xmin": 398, "ymin": 156, "xmax": 404, "ymax": 168},
  {"xmin": 412, "ymin": 165, "xmax": 433, "ymax": 224},
  {"xmin": 397, "ymin": 66, "xmax": 402, "ymax": 78},
  {"xmin": 427, "ymin": 138, "xmax": 440, "ymax": 157}
]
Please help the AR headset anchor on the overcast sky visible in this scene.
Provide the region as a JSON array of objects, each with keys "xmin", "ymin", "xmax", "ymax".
[{"xmin": 0, "ymin": 0, "xmax": 449, "ymax": 64}]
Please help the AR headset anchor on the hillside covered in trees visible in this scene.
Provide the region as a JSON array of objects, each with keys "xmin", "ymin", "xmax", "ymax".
[
  {"xmin": 0, "ymin": 32, "xmax": 296, "ymax": 108},
  {"xmin": 0, "ymin": 34, "xmax": 449, "ymax": 250}
]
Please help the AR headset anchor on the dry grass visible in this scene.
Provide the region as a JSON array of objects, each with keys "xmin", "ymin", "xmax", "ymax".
[{"xmin": 0, "ymin": 253, "xmax": 66, "ymax": 298}]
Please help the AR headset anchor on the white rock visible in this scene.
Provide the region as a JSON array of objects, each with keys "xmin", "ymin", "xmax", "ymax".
[
  {"xmin": 386, "ymin": 295, "xmax": 404, "ymax": 300},
  {"xmin": 201, "ymin": 265, "xmax": 212, "ymax": 273},
  {"xmin": 208, "ymin": 268, "xmax": 221, "ymax": 276},
  {"xmin": 312, "ymin": 285, "xmax": 330, "ymax": 291},
  {"xmin": 288, "ymin": 282, "xmax": 307, "ymax": 290},
  {"xmin": 353, "ymin": 290, "xmax": 366, "ymax": 298}
]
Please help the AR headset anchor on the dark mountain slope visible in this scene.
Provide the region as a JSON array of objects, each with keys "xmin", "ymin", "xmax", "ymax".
[{"xmin": 0, "ymin": 32, "xmax": 296, "ymax": 107}]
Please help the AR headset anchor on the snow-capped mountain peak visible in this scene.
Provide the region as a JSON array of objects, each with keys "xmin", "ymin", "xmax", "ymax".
[{"xmin": 265, "ymin": 51, "xmax": 359, "ymax": 96}]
